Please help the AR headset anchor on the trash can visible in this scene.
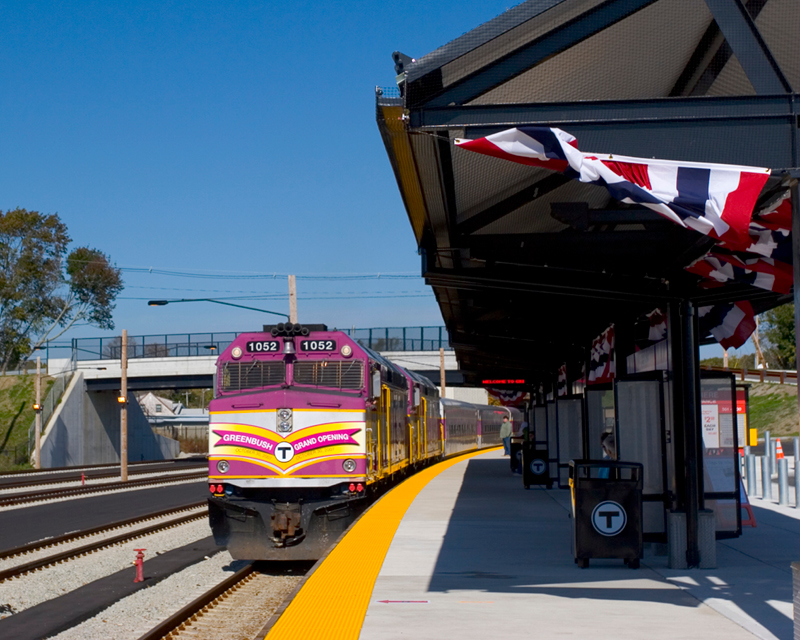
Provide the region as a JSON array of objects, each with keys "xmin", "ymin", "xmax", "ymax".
[
  {"xmin": 569, "ymin": 460, "xmax": 643, "ymax": 569},
  {"xmin": 510, "ymin": 437, "xmax": 524, "ymax": 474},
  {"xmin": 522, "ymin": 441, "xmax": 549, "ymax": 489}
]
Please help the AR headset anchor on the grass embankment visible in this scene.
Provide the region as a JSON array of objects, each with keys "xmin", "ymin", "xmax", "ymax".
[
  {"xmin": 747, "ymin": 382, "xmax": 800, "ymax": 437},
  {"xmin": 0, "ymin": 375, "xmax": 54, "ymax": 471}
]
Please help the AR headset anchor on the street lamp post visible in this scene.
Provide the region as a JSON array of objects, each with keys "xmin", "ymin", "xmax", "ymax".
[{"xmin": 147, "ymin": 298, "xmax": 290, "ymax": 319}]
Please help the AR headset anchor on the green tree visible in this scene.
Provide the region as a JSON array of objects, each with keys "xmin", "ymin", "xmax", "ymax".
[
  {"xmin": 760, "ymin": 303, "xmax": 796, "ymax": 369},
  {"xmin": 0, "ymin": 209, "xmax": 124, "ymax": 374}
]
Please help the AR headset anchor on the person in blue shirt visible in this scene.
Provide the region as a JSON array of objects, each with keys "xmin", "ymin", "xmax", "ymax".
[{"xmin": 598, "ymin": 431, "xmax": 616, "ymax": 478}]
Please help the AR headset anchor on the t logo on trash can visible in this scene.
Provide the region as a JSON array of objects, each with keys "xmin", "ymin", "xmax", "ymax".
[
  {"xmin": 530, "ymin": 459, "xmax": 546, "ymax": 475},
  {"xmin": 591, "ymin": 500, "xmax": 627, "ymax": 536}
]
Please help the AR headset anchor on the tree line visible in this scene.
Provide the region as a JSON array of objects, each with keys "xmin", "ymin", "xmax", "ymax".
[{"xmin": 0, "ymin": 208, "xmax": 123, "ymax": 374}]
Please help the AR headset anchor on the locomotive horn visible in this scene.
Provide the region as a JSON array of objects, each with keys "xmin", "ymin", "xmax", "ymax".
[
  {"xmin": 300, "ymin": 326, "xmax": 310, "ymax": 336},
  {"xmin": 271, "ymin": 328, "xmax": 280, "ymax": 337},
  {"xmin": 277, "ymin": 323, "xmax": 286, "ymax": 333}
]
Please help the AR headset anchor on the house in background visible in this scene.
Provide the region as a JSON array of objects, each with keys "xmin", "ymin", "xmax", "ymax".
[{"xmin": 137, "ymin": 392, "xmax": 209, "ymax": 450}]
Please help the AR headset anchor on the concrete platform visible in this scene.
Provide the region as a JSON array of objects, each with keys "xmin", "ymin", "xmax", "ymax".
[{"xmin": 360, "ymin": 450, "xmax": 796, "ymax": 640}]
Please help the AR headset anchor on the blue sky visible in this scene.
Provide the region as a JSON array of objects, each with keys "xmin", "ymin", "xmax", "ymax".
[
  {"xmin": 1, "ymin": 0, "xmax": 521, "ymax": 344},
  {"xmin": 0, "ymin": 0, "xmax": 741, "ymax": 360}
]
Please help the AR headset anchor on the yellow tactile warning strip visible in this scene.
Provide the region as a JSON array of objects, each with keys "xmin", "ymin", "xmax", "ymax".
[{"xmin": 265, "ymin": 447, "xmax": 499, "ymax": 640}]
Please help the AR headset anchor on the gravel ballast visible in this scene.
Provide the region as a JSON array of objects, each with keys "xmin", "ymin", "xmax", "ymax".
[
  {"xmin": 49, "ymin": 553, "xmax": 301, "ymax": 640},
  {"xmin": 0, "ymin": 505, "xmax": 207, "ymax": 573},
  {"xmin": 0, "ymin": 518, "xmax": 213, "ymax": 617}
]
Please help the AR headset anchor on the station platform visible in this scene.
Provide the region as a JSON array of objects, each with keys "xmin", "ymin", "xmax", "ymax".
[{"xmin": 264, "ymin": 449, "xmax": 797, "ymax": 640}]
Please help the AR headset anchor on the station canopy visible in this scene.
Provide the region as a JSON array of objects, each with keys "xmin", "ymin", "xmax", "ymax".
[{"xmin": 377, "ymin": 0, "xmax": 800, "ymax": 385}]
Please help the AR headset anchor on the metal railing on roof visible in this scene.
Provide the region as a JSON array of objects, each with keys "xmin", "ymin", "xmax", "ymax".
[
  {"xmin": 339, "ymin": 326, "xmax": 450, "ymax": 352},
  {"xmin": 67, "ymin": 326, "xmax": 450, "ymax": 361}
]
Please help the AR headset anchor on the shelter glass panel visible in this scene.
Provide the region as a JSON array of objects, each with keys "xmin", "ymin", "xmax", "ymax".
[
  {"xmin": 585, "ymin": 388, "xmax": 613, "ymax": 460},
  {"xmin": 615, "ymin": 379, "xmax": 667, "ymax": 537},
  {"xmin": 556, "ymin": 397, "xmax": 583, "ymax": 488},
  {"xmin": 547, "ymin": 401, "xmax": 558, "ymax": 481},
  {"xmin": 533, "ymin": 405, "xmax": 547, "ymax": 447},
  {"xmin": 700, "ymin": 374, "xmax": 741, "ymax": 537}
]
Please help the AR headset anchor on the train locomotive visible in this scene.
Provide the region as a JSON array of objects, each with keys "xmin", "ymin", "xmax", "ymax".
[{"xmin": 207, "ymin": 323, "xmax": 522, "ymax": 560}]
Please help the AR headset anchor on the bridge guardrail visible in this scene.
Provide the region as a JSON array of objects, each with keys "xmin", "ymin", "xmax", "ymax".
[
  {"xmin": 701, "ymin": 365, "xmax": 797, "ymax": 384},
  {"xmin": 27, "ymin": 371, "xmax": 73, "ymax": 458},
  {"xmin": 68, "ymin": 326, "xmax": 451, "ymax": 362}
]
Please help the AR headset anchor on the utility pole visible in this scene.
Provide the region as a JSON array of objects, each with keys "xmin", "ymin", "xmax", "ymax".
[
  {"xmin": 34, "ymin": 357, "xmax": 42, "ymax": 469},
  {"xmin": 120, "ymin": 330, "xmax": 128, "ymax": 482},
  {"xmin": 288, "ymin": 275, "xmax": 298, "ymax": 323},
  {"xmin": 752, "ymin": 316, "xmax": 766, "ymax": 369},
  {"xmin": 440, "ymin": 348, "xmax": 446, "ymax": 399}
]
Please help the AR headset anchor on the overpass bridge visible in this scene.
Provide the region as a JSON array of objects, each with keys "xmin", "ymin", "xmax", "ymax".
[
  {"xmin": 36, "ymin": 326, "xmax": 463, "ymax": 468},
  {"xmin": 47, "ymin": 326, "xmax": 463, "ymax": 390}
]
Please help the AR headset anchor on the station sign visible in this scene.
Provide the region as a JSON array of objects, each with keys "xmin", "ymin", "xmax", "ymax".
[{"xmin": 481, "ymin": 378, "xmax": 526, "ymax": 385}]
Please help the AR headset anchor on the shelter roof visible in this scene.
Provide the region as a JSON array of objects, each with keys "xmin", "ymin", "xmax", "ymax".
[{"xmin": 377, "ymin": 0, "xmax": 799, "ymax": 384}]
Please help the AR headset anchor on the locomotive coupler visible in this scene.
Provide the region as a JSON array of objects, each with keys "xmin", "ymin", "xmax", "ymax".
[{"xmin": 270, "ymin": 503, "xmax": 305, "ymax": 547}]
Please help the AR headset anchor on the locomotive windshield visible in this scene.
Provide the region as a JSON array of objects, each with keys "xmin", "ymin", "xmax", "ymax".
[
  {"xmin": 220, "ymin": 360, "xmax": 286, "ymax": 392},
  {"xmin": 293, "ymin": 360, "xmax": 363, "ymax": 390}
]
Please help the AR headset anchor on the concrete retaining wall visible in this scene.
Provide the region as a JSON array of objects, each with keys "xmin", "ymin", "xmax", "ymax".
[{"xmin": 40, "ymin": 371, "xmax": 179, "ymax": 467}]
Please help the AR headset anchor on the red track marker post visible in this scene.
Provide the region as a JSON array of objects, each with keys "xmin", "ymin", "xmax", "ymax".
[{"xmin": 134, "ymin": 549, "xmax": 146, "ymax": 583}]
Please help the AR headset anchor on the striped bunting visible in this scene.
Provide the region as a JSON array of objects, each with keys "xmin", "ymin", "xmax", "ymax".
[
  {"xmin": 698, "ymin": 302, "xmax": 756, "ymax": 350},
  {"xmin": 455, "ymin": 126, "xmax": 770, "ymax": 245},
  {"xmin": 588, "ymin": 326, "xmax": 615, "ymax": 385}
]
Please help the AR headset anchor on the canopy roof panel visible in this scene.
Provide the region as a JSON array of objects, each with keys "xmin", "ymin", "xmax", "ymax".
[{"xmin": 378, "ymin": 0, "xmax": 799, "ymax": 383}]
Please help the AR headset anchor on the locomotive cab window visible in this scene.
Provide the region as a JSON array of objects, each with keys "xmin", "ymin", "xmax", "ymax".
[
  {"xmin": 221, "ymin": 360, "xmax": 286, "ymax": 392},
  {"xmin": 293, "ymin": 360, "xmax": 363, "ymax": 390}
]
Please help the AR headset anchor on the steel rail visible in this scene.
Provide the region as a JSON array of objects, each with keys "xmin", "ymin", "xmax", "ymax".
[
  {"xmin": 0, "ymin": 506, "xmax": 209, "ymax": 582},
  {"xmin": 0, "ymin": 458, "xmax": 207, "ymax": 477},
  {"xmin": 0, "ymin": 463, "xmax": 207, "ymax": 490},
  {"xmin": 0, "ymin": 501, "xmax": 207, "ymax": 561},
  {"xmin": 135, "ymin": 562, "xmax": 256, "ymax": 640},
  {"xmin": 0, "ymin": 471, "xmax": 208, "ymax": 507}
]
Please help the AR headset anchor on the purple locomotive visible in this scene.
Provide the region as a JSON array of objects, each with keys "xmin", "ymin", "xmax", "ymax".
[{"xmin": 208, "ymin": 323, "xmax": 522, "ymax": 560}]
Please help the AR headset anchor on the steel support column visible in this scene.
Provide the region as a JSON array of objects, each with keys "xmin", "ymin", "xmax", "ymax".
[
  {"xmin": 792, "ymin": 180, "xmax": 800, "ymax": 435},
  {"xmin": 669, "ymin": 300, "xmax": 703, "ymax": 567}
]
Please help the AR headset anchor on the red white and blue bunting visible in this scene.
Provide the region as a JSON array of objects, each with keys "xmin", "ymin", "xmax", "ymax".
[
  {"xmin": 588, "ymin": 325, "xmax": 615, "ymax": 385},
  {"xmin": 454, "ymin": 127, "xmax": 786, "ymax": 352}
]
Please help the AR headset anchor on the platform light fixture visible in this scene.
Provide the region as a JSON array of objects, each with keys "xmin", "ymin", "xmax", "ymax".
[
  {"xmin": 32, "ymin": 403, "xmax": 41, "ymax": 412},
  {"xmin": 117, "ymin": 395, "xmax": 127, "ymax": 404}
]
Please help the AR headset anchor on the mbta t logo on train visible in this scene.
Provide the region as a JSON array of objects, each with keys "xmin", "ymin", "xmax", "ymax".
[{"xmin": 591, "ymin": 501, "xmax": 627, "ymax": 536}]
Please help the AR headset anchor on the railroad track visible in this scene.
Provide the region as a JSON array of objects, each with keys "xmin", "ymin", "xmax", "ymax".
[
  {"xmin": 0, "ymin": 463, "xmax": 207, "ymax": 490},
  {"xmin": 0, "ymin": 471, "xmax": 208, "ymax": 507},
  {"xmin": 0, "ymin": 457, "xmax": 207, "ymax": 479},
  {"xmin": 136, "ymin": 563, "xmax": 307, "ymax": 640},
  {"xmin": 0, "ymin": 502, "xmax": 209, "ymax": 582}
]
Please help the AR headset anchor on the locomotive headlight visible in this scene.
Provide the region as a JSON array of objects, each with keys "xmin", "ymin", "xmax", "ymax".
[
  {"xmin": 342, "ymin": 458, "xmax": 357, "ymax": 473},
  {"xmin": 340, "ymin": 345, "xmax": 353, "ymax": 357},
  {"xmin": 217, "ymin": 460, "xmax": 230, "ymax": 473},
  {"xmin": 277, "ymin": 408, "xmax": 293, "ymax": 433},
  {"xmin": 231, "ymin": 347, "xmax": 243, "ymax": 359}
]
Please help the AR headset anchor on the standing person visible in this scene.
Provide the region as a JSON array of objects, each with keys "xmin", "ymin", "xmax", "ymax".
[
  {"xmin": 598, "ymin": 430, "xmax": 616, "ymax": 479},
  {"xmin": 500, "ymin": 415, "xmax": 513, "ymax": 456}
]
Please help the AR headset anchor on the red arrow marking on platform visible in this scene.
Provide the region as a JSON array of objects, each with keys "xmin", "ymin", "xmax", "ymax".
[{"xmin": 377, "ymin": 600, "xmax": 430, "ymax": 604}]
